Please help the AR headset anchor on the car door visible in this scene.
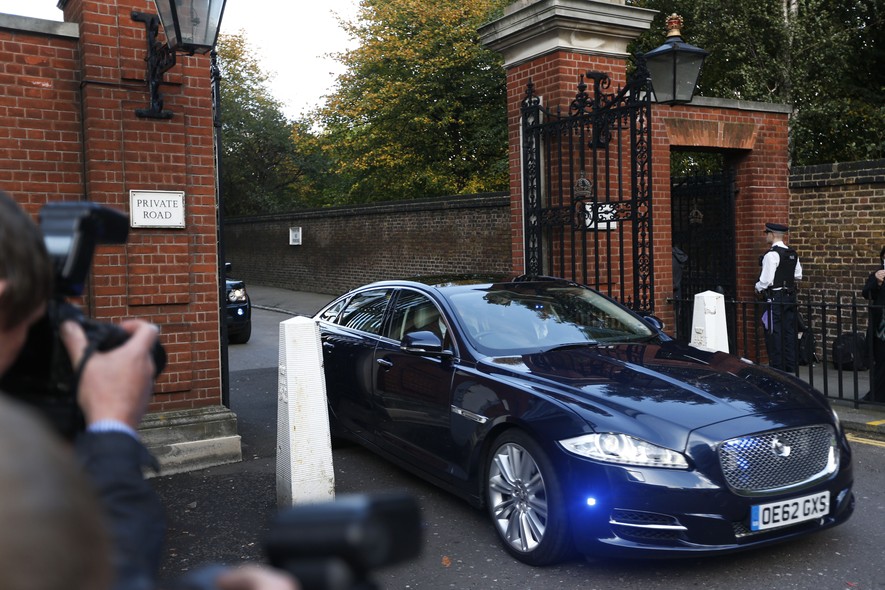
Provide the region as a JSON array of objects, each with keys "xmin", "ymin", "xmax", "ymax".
[
  {"xmin": 372, "ymin": 289, "xmax": 457, "ymax": 474},
  {"xmin": 318, "ymin": 288, "xmax": 392, "ymax": 441}
]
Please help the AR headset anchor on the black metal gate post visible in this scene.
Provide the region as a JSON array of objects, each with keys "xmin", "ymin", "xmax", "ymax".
[
  {"xmin": 521, "ymin": 80, "xmax": 544, "ymax": 281},
  {"xmin": 520, "ymin": 64, "xmax": 654, "ymax": 312}
]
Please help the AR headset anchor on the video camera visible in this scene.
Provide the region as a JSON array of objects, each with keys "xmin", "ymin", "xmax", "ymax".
[
  {"xmin": 174, "ymin": 492, "xmax": 423, "ymax": 590},
  {"xmin": 0, "ymin": 202, "xmax": 166, "ymax": 439}
]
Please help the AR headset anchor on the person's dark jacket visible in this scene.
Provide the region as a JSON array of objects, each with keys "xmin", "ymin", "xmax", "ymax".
[
  {"xmin": 862, "ymin": 270, "xmax": 885, "ymax": 400},
  {"xmin": 76, "ymin": 432, "xmax": 165, "ymax": 590},
  {"xmin": 863, "ymin": 271, "xmax": 885, "ymax": 340}
]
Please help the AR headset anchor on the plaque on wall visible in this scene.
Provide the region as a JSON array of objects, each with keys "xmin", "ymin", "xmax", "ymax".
[{"xmin": 129, "ymin": 190, "xmax": 186, "ymax": 228}]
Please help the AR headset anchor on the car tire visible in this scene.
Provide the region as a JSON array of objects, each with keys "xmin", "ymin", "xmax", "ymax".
[
  {"xmin": 229, "ymin": 321, "xmax": 251, "ymax": 344},
  {"xmin": 485, "ymin": 430, "xmax": 573, "ymax": 565}
]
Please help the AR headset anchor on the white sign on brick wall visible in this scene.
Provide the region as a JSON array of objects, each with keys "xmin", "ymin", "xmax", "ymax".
[{"xmin": 129, "ymin": 190, "xmax": 186, "ymax": 228}]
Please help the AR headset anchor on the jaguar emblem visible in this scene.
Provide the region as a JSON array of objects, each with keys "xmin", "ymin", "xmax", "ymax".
[{"xmin": 771, "ymin": 437, "xmax": 792, "ymax": 458}]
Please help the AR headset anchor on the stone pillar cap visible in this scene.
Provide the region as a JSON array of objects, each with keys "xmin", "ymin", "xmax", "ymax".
[{"xmin": 479, "ymin": 0, "xmax": 656, "ymax": 67}]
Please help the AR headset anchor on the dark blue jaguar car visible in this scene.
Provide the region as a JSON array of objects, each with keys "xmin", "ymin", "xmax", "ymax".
[{"xmin": 313, "ymin": 275, "xmax": 854, "ymax": 565}]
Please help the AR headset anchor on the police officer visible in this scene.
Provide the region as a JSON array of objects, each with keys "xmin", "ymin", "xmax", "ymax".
[{"xmin": 755, "ymin": 222, "xmax": 802, "ymax": 371}]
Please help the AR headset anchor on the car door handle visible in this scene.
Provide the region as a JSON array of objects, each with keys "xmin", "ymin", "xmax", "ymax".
[{"xmin": 376, "ymin": 358, "xmax": 393, "ymax": 368}]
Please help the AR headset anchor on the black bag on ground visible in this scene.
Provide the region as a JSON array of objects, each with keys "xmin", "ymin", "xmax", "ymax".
[
  {"xmin": 798, "ymin": 329, "xmax": 819, "ymax": 366},
  {"xmin": 832, "ymin": 332, "xmax": 869, "ymax": 371}
]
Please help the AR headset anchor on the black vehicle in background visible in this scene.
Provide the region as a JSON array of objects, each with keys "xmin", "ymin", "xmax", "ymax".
[{"xmin": 225, "ymin": 263, "xmax": 251, "ymax": 344}]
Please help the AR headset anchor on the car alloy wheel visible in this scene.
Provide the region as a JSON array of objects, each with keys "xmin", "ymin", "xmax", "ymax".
[{"xmin": 486, "ymin": 430, "xmax": 572, "ymax": 565}]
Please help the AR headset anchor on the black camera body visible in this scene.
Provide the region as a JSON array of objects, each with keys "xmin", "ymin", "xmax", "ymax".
[
  {"xmin": 172, "ymin": 493, "xmax": 423, "ymax": 590},
  {"xmin": 264, "ymin": 492, "xmax": 422, "ymax": 590},
  {"xmin": 0, "ymin": 202, "xmax": 166, "ymax": 438}
]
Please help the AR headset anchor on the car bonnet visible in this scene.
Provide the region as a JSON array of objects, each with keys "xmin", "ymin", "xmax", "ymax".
[{"xmin": 481, "ymin": 342, "xmax": 830, "ymax": 448}]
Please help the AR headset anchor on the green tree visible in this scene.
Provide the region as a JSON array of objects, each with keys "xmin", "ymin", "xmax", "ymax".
[
  {"xmin": 788, "ymin": 0, "xmax": 885, "ymax": 164},
  {"xmin": 314, "ymin": 0, "xmax": 511, "ymax": 204},
  {"xmin": 629, "ymin": 0, "xmax": 885, "ymax": 166},
  {"xmin": 217, "ymin": 33, "xmax": 328, "ymax": 215}
]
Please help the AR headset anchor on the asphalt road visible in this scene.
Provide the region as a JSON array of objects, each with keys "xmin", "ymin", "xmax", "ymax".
[{"xmin": 155, "ymin": 307, "xmax": 885, "ymax": 590}]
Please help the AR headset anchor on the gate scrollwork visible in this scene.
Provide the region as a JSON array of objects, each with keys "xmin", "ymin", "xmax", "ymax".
[{"xmin": 521, "ymin": 63, "xmax": 654, "ymax": 311}]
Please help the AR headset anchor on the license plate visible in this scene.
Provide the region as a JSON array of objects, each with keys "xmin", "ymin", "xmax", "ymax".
[{"xmin": 750, "ymin": 491, "xmax": 830, "ymax": 531}]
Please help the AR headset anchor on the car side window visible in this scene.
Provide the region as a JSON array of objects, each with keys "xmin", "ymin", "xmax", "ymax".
[
  {"xmin": 386, "ymin": 290, "xmax": 448, "ymax": 346},
  {"xmin": 336, "ymin": 289, "xmax": 391, "ymax": 335},
  {"xmin": 317, "ymin": 298, "xmax": 348, "ymax": 323}
]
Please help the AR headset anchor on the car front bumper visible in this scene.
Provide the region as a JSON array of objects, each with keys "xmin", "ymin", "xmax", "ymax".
[
  {"xmin": 226, "ymin": 301, "xmax": 251, "ymax": 334},
  {"xmin": 561, "ymin": 447, "xmax": 854, "ymax": 558}
]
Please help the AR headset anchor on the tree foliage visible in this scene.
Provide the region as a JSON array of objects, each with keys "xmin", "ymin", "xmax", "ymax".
[
  {"xmin": 313, "ymin": 0, "xmax": 511, "ymax": 204},
  {"xmin": 217, "ymin": 33, "xmax": 330, "ymax": 215},
  {"xmin": 630, "ymin": 0, "xmax": 885, "ymax": 165},
  {"xmin": 218, "ymin": 0, "xmax": 882, "ymax": 214}
]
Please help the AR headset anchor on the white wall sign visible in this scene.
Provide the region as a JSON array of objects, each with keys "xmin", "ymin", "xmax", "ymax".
[{"xmin": 129, "ymin": 190, "xmax": 186, "ymax": 228}]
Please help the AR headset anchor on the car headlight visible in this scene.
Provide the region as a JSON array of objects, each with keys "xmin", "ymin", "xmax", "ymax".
[
  {"xmin": 559, "ymin": 433, "xmax": 689, "ymax": 469},
  {"xmin": 228, "ymin": 288, "xmax": 247, "ymax": 303},
  {"xmin": 832, "ymin": 407, "xmax": 843, "ymax": 437}
]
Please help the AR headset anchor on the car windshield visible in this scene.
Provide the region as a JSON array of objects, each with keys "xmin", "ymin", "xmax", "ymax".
[{"xmin": 446, "ymin": 283, "xmax": 655, "ymax": 356}]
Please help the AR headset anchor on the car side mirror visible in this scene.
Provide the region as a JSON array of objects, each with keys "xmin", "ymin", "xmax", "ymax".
[
  {"xmin": 225, "ymin": 262, "xmax": 232, "ymax": 275},
  {"xmin": 640, "ymin": 314, "xmax": 665, "ymax": 332},
  {"xmin": 401, "ymin": 331, "xmax": 451, "ymax": 356}
]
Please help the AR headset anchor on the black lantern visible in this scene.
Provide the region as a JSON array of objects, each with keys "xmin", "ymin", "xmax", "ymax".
[
  {"xmin": 153, "ymin": 0, "xmax": 228, "ymax": 55},
  {"xmin": 644, "ymin": 14, "xmax": 708, "ymax": 105},
  {"xmin": 132, "ymin": 0, "xmax": 228, "ymax": 118}
]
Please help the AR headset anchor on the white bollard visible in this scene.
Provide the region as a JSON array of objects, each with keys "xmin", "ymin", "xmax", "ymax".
[
  {"xmin": 689, "ymin": 290, "xmax": 730, "ymax": 353},
  {"xmin": 277, "ymin": 316, "xmax": 335, "ymax": 507}
]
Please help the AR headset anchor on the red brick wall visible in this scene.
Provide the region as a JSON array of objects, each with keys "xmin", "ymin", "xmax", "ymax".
[
  {"xmin": 790, "ymin": 160, "xmax": 885, "ymax": 303},
  {"xmin": 224, "ymin": 193, "xmax": 512, "ymax": 295},
  {"xmin": 1, "ymin": 3, "xmax": 223, "ymax": 413},
  {"xmin": 0, "ymin": 22, "xmax": 82, "ymax": 214}
]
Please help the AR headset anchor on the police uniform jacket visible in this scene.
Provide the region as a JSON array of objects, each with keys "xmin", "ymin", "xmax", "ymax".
[{"xmin": 755, "ymin": 240, "xmax": 802, "ymax": 293}]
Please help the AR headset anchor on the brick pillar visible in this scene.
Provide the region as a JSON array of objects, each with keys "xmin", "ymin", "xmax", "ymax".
[
  {"xmin": 655, "ymin": 102, "xmax": 792, "ymax": 305},
  {"xmin": 58, "ymin": 0, "xmax": 240, "ymax": 473}
]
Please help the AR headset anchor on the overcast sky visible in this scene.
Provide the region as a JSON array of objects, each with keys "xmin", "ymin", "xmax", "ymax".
[{"xmin": 0, "ymin": 0, "xmax": 359, "ymax": 120}]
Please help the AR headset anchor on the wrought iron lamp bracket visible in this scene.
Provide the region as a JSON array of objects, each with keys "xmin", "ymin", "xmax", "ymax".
[{"xmin": 132, "ymin": 11, "xmax": 177, "ymax": 119}]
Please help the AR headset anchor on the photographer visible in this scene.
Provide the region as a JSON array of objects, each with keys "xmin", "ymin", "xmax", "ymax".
[{"xmin": 0, "ymin": 192, "xmax": 296, "ymax": 590}]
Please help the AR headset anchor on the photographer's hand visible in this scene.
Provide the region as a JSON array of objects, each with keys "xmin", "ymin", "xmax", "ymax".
[
  {"xmin": 60, "ymin": 319, "xmax": 159, "ymax": 430},
  {"xmin": 215, "ymin": 565, "xmax": 300, "ymax": 590}
]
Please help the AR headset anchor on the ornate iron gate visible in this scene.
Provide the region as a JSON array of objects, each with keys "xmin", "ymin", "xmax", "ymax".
[
  {"xmin": 670, "ymin": 166, "xmax": 738, "ymax": 343},
  {"xmin": 521, "ymin": 69, "xmax": 654, "ymax": 311}
]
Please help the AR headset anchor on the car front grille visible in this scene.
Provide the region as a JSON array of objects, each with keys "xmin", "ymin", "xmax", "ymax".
[
  {"xmin": 611, "ymin": 509, "xmax": 680, "ymax": 527},
  {"xmin": 718, "ymin": 425, "xmax": 837, "ymax": 495},
  {"xmin": 609, "ymin": 509, "xmax": 687, "ymax": 544}
]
